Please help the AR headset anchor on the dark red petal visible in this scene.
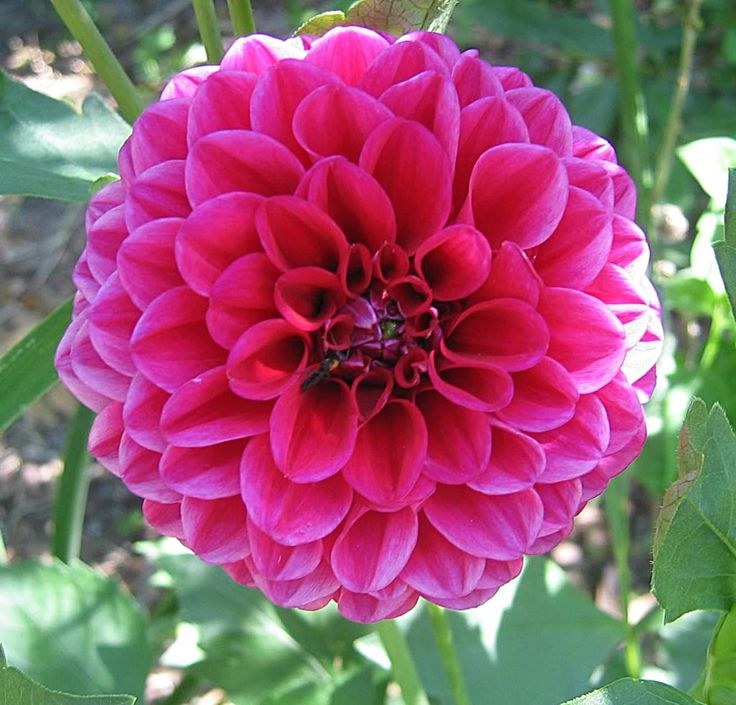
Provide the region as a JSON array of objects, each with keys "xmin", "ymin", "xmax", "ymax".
[
  {"xmin": 506, "ymin": 87, "xmax": 573, "ymax": 157},
  {"xmin": 340, "ymin": 243, "xmax": 373, "ymax": 297},
  {"xmin": 125, "ymin": 160, "xmax": 190, "ymax": 231},
  {"xmin": 227, "ymin": 318, "xmax": 311, "ymax": 400},
  {"xmin": 119, "ymin": 434, "xmax": 180, "ymax": 502},
  {"xmin": 342, "ymin": 400, "xmax": 427, "ymax": 506},
  {"xmin": 424, "ymin": 485, "xmax": 543, "ymax": 559},
  {"xmin": 386, "ymin": 276, "xmax": 432, "ymax": 317},
  {"xmin": 181, "ymin": 495, "xmax": 251, "ymax": 563},
  {"xmin": 130, "ymin": 98, "xmax": 190, "ymax": 174},
  {"xmin": 373, "ymin": 241, "xmax": 409, "ymax": 283},
  {"xmin": 248, "ymin": 518, "xmax": 323, "ymax": 581},
  {"xmin": 351, "ymin": 367, "xmax": 394, "ymax": 420},
  {"xmin": 122, "ymin": 373, "xmax": 169, "ymax": 452},
  {"xmin": 270, "ymin": 378, "xmax": 358, "ymax": 482},
  {"xmin": 274, "ymin": 267, "xmax": 344, "ymax": 332},
  {"xmin": 160, "ymin": 366, "xmax": 272, "ymax": 446},
  {"xmin": 359, "ymin": 40, "xmax": 448, "ymax": 96},
  {"xmin": 241, "ymin": 434, "xmax": 352, "ymax": 544},
  {"xmin": 469, "ymin": 241, "xmax": 541, "ymax": 307}
]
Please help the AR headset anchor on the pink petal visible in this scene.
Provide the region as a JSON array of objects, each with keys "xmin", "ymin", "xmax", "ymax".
[
  {"xmin": 595, "ymin": 374, "xmax": 645, "ymax": 454},
  {"xmin": 338, "ymin": 588, "xmax": 418, "ymax": 623},
  {"xmin": 118, "ymin": 217, "xmax": 185, "ymax": 308},
  {"xmin": 293, "ymin": 84, "xmax": 392, "ymax": 162},
  {"xmin": 71, "ymin": 320, "xmax": 130, "ymax": 403},
  {"xmin": 241, "ymin": 434, "xmax": 352, "ymax": 544},
  {"xmin": 493, "ymin": 66, "xmax": 533, "ymax": 89},
  {"xmin": 130, "ymin": 287, "xmax": 226, "ymax": 392},
  {"xmin": 160, "ymin": 439, "xmax": 246, "ymax": 499},
  {"xmin": 563, "ymin": 157, "xmax": 615, "ymax": 210},
  {"xmin": 360, "ymin": 118, "xmax": 451, "ymax": 255},
  {"xmin": 160, "ymin": 366, "xmax": 272, "ymax": 446},
  {"xmin": 306, "ymin": 26, "xmax": 389, "ymax": 84},
  {"xmin": 609, "ymin": 215, "xmax": 650, "ymax": 276},
  {"xmin": 125, "ymin": 160, "xmax": 190, "ymax": 231},
  {"xmin": 122, "ymin": 373, "xmax": 169, "ymax": 452},
  {"xmin": 477, "ymin": 557, "xmax": 525, "ymax": 589},
  {"xmin": 533, "ymin": 186, "xmax": 613, "ymax": 288},
  {"xmin": 248, "ymin": 518, "xmax": 323, "ymax": 581},
  {"xmin": 256, "ymin": 561, "xmax": 339, "ymax": 609},
  {"xmin": 469, "ymin": 241, "xmax": 541, "ymax": 307},
  {"xmin": 187, "ymin": 70, "xmax": 256, "ymax": 144},
  {"xmin": 572, "ymin": 126, "xmax": 617, "ymax": 162},
  {"xmin": 415, "ymin": 224, "xmax": 491, "ymax": 300},
  {"xmin": 538, "ymin": 287, "xmax": 626, "ymax": 393},
  {"xmin": 424, "ymin": 486, "xmax": 543, "ymax": 560},
  {"xmin": 443, "ymin": 299, "xmax": 549, "ymax": 371},
  {"xmin": 351, "ymin": 367, "xmax": 394, "ymax": 421},
  {"xmin": 130, "ymin": 98, "xmax": 190, "ymax": 174},
  {"xmin": 451, "ymin": 54, "xmax": 503, "ymax": 107},
  {"xmin": 186, "ymin": 130, "xmax": 304, "ymax": 206},
  {"xmin": 143, "ymin": 499, "xmax": 184, "ymax": 539},
  {"xmin": 72, "ymin": 250, "xmax": 101, "ymax": 302},
  {"xmin": 401, "ymin": 514, "xmax": 484, "ymax": 598},
  {"xmin": 160, "ymin": 65, "xmax": 218, "ymax": 100},
  {"xmin": 85, "ymin": 177, "xmax": 124, "ymax": 232},
  {"xmin": 397, "ymin": 32, "xmax": 461, "ymax": 68},
  {"xmin": 176, "ymin": 192, "xmax": 263, "ymax": 296},
  {"xmin": 221, "ymin": 34, "xmax": 305, "ymax": 72},
  {"xmin": 607, "ymin": 163, "xmax": 637, "ymax": 219},
  {"xmin": 528, "ymin": 523, "xmax": 573, "ymax": 555},
  {"xmin": 206, "ymin": 253, "xmax": 280, "ymax": 348},
  {"xmin": 496, "ymin": 356, "xmax": 579, "ymax": 432},
  {"xmin": 535, "ymin": 479, "xmax": 582, "ymax": 536},
  {"xmin": 181, "ymin": 495, "xmax": 251, "ymax": 563},
  {"xmin": 416, "ymin": 390, "xmax": 492, "ymax": 484},
  {"xmin": 469, "ymin": 424, "xmax": 545, "ymax": 495},
  {"xmin": 86, "ymin": 204, "xmax": 127, "ymax": 284},
  {"xmin": 298, "ymin": 156, "xmax": 396, "ymax": 252},
  {"xmin": 274, "ymin": 267, "xmax": 344, "ymax": 332},
  {"xmin": 119, "ymin": 434, "xmax": 180, "ymax": 502},
  {"xmin": 342, "ymin": 399, "xmax": 427, "ymax": 507},
  {"xmin": 88, "ymin": 401, "xmax": 124, "ymax": 474},
  {"xmin": 227, "ymin": 318, "xmax": 311, "ymax": 400},
  {"xmin": 506, "ymin": 87, "xmax": 573, "ymax": 157},
  {"xmin": 331, "ymin": 506, "xmax": 418, "ymax": 592}
]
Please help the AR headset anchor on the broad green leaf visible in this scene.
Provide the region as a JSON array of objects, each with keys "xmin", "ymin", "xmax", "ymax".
[
  {"xmin": 0, "ymin": 72, "xmax": 130, "ymax": 201},
  {"xmin": 0, "ymin": 648, "xmax": 134, "ymax": 705},
  {"xmin": 0, "ymin": 561, "xmax": 151, "ymax": 701},
  {"xmin": 702, "ymin": 605, "xmax": 736, "ymax": 705},
  {"xmin": 295, "ymin": 11, "xmax": 347, "ymax": 36},
  {"xmin": 0, "ymin": 297, "xmax": 72, "ymax": 432},
  {"xmin": 652, "ymin": 401, "xmax": 736, "ymax": 622},
  {"xmin": 678, "ymin": 138, "xmax": 736, "ymax": 209},
  {"xmin": 345, "ymin": 0, "xmax": 459, "ymax": 35},
  {"xmin": 401, "ymin": 557, "xmax": 621, "ymax": 705},
  {"xmin": 560, "ymin": 678, "xmax": 700, "ymax": 704}
]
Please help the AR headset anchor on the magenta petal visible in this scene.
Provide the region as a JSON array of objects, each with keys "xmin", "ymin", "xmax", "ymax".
[
  {"xmin": 118, "ymin": 218, "xmax": 185, "ymax": 308},
  {"xmin": 270, "ymin": 378, "xmax": 358, "ymax": 482},
  {"xmin": 470, "ymin": 241, "xmax": 541, "ymax": 307},
  {"xmin": 494, "ymin": 66, "xmax": 533, "ymax": 89},
  {"xmin": 416, "ymin": 390, "xmax": 491, "ymax": 484},
  {"xmin": 274, "ymin": 267, "xmax": 344, "ymax": 332},
  {"xmin": 534, "ymin": 187, "xmax": 613, "ymax": 288},
  {"xmin": 360, "ymin": 118, "xmax": 451, "ymax": 255},
  {"xmin": 125, "ymin": 160, "xmax": 190, "ymax": 231},
  {"xmin": 609, "ymin": 215, "xmax": 650, "ymax": 275},
  {"xmin": 86, "ymin": 179, "xmax": 125, "ymax": 232},
  {"xmin": 298, "ymin": 157, "xmax": 396, "ymax": 252},
  {"xmin": 160, "ymin": 366, "xmax": 272, "ymax": 446},
  {"xmin": 535, "ymin": 479, "xmax": 582, "ymax": 536},
  {"xmin": 293, "ymin": 84, "xmax": 392, "ymax": 162},
  {"xmin": 130, "ymin": 287, "xmax": 226, "ymax": 392},
  {"xmin": 221, "ymin": 34, "xmax": 305, "ymax": 72},
  {"xmin": 160, "ymin": 65, "xmax": 217, "ymax": 100},
  {"xmin": 71, "ymin": 320, "xmax": 130, "ymax": 403},
  {"xmin": 338, "ymin": 588, "xmax": 418, "ymax": 623},
  {"xmin": 469, "ymin": 424, "xmax": 545, "ymax": 495},
  {"xmin": 468, "ymin": 143, "xmax": 568, "ymax": 249},
  {"xmin": 188, "ymin": 70, "xmax": 256, "ymax": 144},
  {"xmin": 186, "ymin": 130, "xmax": 304, "ymax": 206},
  {"xmin": 181, "ymin": 495, "xmax": 251, "ymax": 564},
  {"xmin": 444, "ymin": 299, "xmax": 549, "ymax": 371},
  {"xmin": 538, "ymin": 287, "xmax": 626, "ymax": 393},
  {"xmin": 497, "ymin": 356, "xmax": 579, "ymax": 432},
  {"xmin": 123, "ymin": 373, "xmax": 169, "ymax": 452},
  {"xmin": 130, "ymin": 99, "xmax": 190, "ymax": 174},
  {"xmin": 86, "ymin": 204, "xmax": 127, "ymax": 284},
  {"xmin": 241, "ymin": 434, "xmax": 352, "ymax": 544},
  {"xmin": 248, "ymin": 518, "xmax": 323, "ymax": 581},
  {"xmin": 572, "ymin": 126, "xmax": 617, "ymax": 162},
  {"xmin": 176, "ymin": 192, "xmax": 263, "ymax": 296},
  {"xmin": 160, "ymin": 439, "xmax": 246, "ymax": 499},
  {"xmin": 452, "ymin": 54, "xmax": 503, "ymax": 107},
  {"xmin": 595, "ymin": 374, "xmax": 644, "ymax": 454},
  {"xmin": 206, "ymin": 253, "xmax": 280, "ymax": 348},
  {"xmin": 506, "ymin": 87, "xmax": 573, "ymax": 157},
  {"xmin": 256, "ymin": 561, "xmax": 338, "ymax": 609},
  {"xmin": 227, "ymin": 318, "xmax": 311, "ymax": 400},
  {"xmin": 564, "ymin": 157, "xmax": 615, "ymax": 210},
  {"xmin": 72, "ymin": 251, "xmax": 101, "ymax": 302},
  {"xmin": 88, "ymin": 401, "xmax": 124, "ymax": 474},
  {"xmin": 342, "ymin": 399, "xmax": 427, "ymax": 506},
  {"xmin": 401, "ymin": 514, "xmax": 484, "ymax": 598},
  {"xmin": 119, "ymin": 434, "xmax": 180, "ymax": 502},
  {"xmin": 306, "ymin": 26, "xmax": 389, "ymax": 84},
  {"xmin": 424, "ymin": 485, "xmax": 543, "ymax": 560},
  {"xmin": 332, "ymin": 507, "xmax": 418, "ymax": 592},
  {"xmin": 143, "ymin": 499, "xmax": 184, "ymax": 539},
  {"xmin": 397, "ymin": 32, "xmax": 461, "ymax": 67}
]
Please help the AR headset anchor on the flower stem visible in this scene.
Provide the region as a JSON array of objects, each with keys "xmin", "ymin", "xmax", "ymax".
[
  {"xmin": 48, "ymin": 0, "xmax": 144, "ymax": 123},
  {"xmin": 649, "ymin": 0, "xmax": 703, "ymax": 216},
  {"xmin": 226, "ymin": 0, "xmax": 256, "ymax": 36},
  {"xmin": 192, "ymin": 0, "xmax": 224, "ymax": 63},
  {"xmin": 375, "ymin": 619, "xmax": 430, "ymax": 705},
  {"xmin": 426, "ymin": 603, "xmax": 472, "ymax": 705},
  {"xmin": 693, "ymin": 604, "xmax": 736, "ymax": 703},
  {"xmin": 51, "ymin": 404, "xmax": 95, "ymax": 563}
]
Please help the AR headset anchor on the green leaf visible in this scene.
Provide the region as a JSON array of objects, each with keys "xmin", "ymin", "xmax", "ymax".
[
  {"xmin": 0, "ymin": 72, "xmax": 130, "ymax": 201},
  {"xmin": 726, "ymin": 169, "xmax": 736, "ymax": 244},
  {"xmin": 0, "ymin": 561, "xmax": 151, "ymax": 701},
  {"xmin": 345, "ymin": 0, "xmax": 459, "ymax": 35},
  {"xmin": 0, "ymin": 651, "xmax": 134, "ymax": 705},
  {"xmin": 295, "ymin": 11, "xmax": 347, "ymax": 36},
  {"xmin": 678, "ymin": 138, "xmax": 736, "ymax": 209},
  {"xmin": 714, "ymin": 169, "xmax": 736, "ymax": 315},
  {"xmin": 652, "ymin": 401, "xmax": 736, "ymax": 622},
  {"xmin": 703, "ymin": 605, "xmax": 736, "ymax": 705},
  {"xmin": 559, "ymin": 678, "xmax": 700, "ymax": 704},
  {"xmin": 0, "ymin": 297, "xmax": 72, "ymax": 432}
]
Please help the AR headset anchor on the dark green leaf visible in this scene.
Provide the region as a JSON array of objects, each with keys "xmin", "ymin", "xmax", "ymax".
[
  {"xmin": 726, "ymin": 169, "xmax": 736, "ymax": 244},
  {"xmin": 0, "ymin": 297, "xmax": 72, "ymax": 432},
  {"xmin": 0, "ymin": 561, "xmax": 151, "ymax": 701},
  {"xmin": 345, "ymin": 0, "xmax": 459, "ymax": 35},
  {"xmin": 560, "ymin": 678, "xmax": 700, "ymax": 704},
  {"xmin": 0, "ymin": 72, "xmax": 129, "ymax": 201}
]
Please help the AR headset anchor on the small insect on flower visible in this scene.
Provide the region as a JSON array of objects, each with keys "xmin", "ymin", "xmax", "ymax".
[{"xmin": 300, "ymin": 352, "xmax": 343, "ymax": 392}]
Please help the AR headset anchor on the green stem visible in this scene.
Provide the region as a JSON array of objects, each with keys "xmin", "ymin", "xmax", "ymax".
[
  {"xmin": 608, "ymin": 0, "xmax": 652, "ymax": 223},
  {"xmin": 226, "ymin": 0, "xmax": 256, "ymax": 36},
  {"xmin": 649, "ymin": 0, "xmax": 703, "ymax": 220},
  {"xmin": 695, "ymin": 604, "xmax": 736, "ymax": 704},
  {"xmin": 375, "ymin": 619, "xmax": 430, "ymax": 705},
  {"xmin": 426, "ymin": 604, "xmax": 472, "ymax": 705},
  {"xmin": 51, "ymin": 404, "xmax": 95, "ymax": 563},
  {"xmin": 192, "ymin": 0, "xmax": 224, "ymax": 63},
  {"xmin": 0, "ymin": 528, "xmax": 7, "ymax": 565},
  {"xmin": 48, "ymin": 0, "xmax": 144, "ymax": 123}
]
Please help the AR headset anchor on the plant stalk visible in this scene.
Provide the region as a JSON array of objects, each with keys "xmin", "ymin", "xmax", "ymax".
[
  {"xmin": 51, "ymin": 404, "xmax": 95, "ymax": 563},
  {"xmin": 427, "ymin": 603, "xmax": 472, "ymax": 705},
  {"xmin": 226, "ymin": 0, "xmax": 256, "ymax": 36},
  {"xmin": 48, "ymin": 0, "xmax": 145, "ymax": 123},
  {"xmin": 375, "ymin": 619, "xmax": 430, "ymax": 705},
  {"xmin": 192, "ymin": 0, "xmax": 224, "ymax": 63}
]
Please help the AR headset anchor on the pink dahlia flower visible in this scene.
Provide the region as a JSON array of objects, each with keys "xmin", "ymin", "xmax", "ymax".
[{"xmin": 56, "ymin": 27, "xmax": 662, "ymax": 622}]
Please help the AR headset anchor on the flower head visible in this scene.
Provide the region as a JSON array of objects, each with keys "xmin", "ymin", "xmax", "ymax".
[{"xmin": 56, "ymin": 27, "xmax": 662, "ymax": 622}]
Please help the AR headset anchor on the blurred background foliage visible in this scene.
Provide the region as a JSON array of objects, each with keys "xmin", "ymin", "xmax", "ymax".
[{"xmin": 0, "ymin": 1, "xmax": 735, "ymax": 704}]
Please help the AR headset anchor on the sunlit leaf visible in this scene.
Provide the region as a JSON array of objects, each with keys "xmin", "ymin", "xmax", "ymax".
[
  {"xmin": 345, "ymin": 0, "xmax": 459, "ymax": 35},
  {"xmin": 559, "ymin": 678, "xmax": 700, "ymax": 704},
  {"xmin": 295, "ymin": 11, "xmax": 347, "ymax": 36}
]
